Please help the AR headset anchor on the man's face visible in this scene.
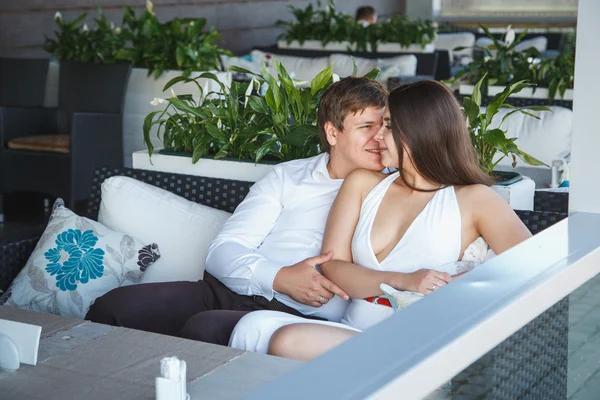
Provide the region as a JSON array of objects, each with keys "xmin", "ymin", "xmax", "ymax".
[{"xmin": 326, "ymin": 106, "xmax": 386, "ymax": 173}]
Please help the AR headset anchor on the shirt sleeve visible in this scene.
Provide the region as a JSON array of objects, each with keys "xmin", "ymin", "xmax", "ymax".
[{"xmin": 205, "ymin": 167, "xmax": 285, "ymax": 300}]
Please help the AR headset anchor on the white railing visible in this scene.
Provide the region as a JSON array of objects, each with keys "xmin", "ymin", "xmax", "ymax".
[{"xmin": 245, "ymin": 212, "xmax": 600, "ymax": 400}]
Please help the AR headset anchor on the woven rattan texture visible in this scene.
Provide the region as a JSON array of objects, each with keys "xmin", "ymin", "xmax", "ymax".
[
  {"xmin": 0, "ymin": 237, "xmax": 39, "ymax": 293},
  {"xmin": 86, "ymin": 166, "xmax": 253, "ymax": 220},
  {"xmin": 534, "ymin": 191, "xmax": 569, "ymax": 214},
  {"xmin": 451, "ymin": 210, "xmax": 568, "ymax": 399},
  {"xmin": 455, "ymin": 93, "xmax": 573, "ymax": 110}
]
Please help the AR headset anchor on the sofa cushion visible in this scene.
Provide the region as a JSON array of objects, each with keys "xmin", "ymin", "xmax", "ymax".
[
  {"xmin": 250, "ymin": 49, "xmax": 330, "ymax": 82},
  {"xmin": 7, "ymin": 134, "xmax": 70, "ymax": 153},
  {"xmin": 434, "ymin": 32, "xmax": 476, "ymax": 58},
  {"xmin": 98, "ymin": 176, "xmax": 232, "ymax": 283},
  {"xmin": 0, "ymin": 199, "xmax": 159, "ymax": 318},
  {"xmin": 489, "ymin": 105, "xmax": 572, "ymax": 168}
]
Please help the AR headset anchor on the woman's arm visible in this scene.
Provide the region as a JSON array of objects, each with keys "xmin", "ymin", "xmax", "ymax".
[
  {"xmin": 319, "ymin": 170, "xmax": 450, "ymax": 297},
  {"xmin": 469, "ymin": 185, "xmax": 533, "ymax": 254},
  {"xmin": 319, "ymin": 170, "xmax": 398, "ymax": 298}
]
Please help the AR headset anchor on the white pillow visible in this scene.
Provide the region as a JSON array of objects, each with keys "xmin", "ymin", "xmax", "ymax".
[
  {"xmin": 329, "ymin": 54, "xmax": 378, "ymax": 77},
  {"xmin": 98, "ymin": 176, "xmax": 232, "ymax": 283},
  {"xmin": 489, "ymin": 106, "xmax": 572, "ymax": 168},
  {"xmin": 434, "ymin": 32, "xmax": 476, "ymax": 59},
  {"xmin": 1, "ymin": 200, "xmax": 160, "ymax": 318},
  {"xmin": 250, "ymin": 50, "xmax": 330, "ymax": 82},
  {"xmin": 376, "ymin": 55, "xmax": 418, "ymax": 83}
]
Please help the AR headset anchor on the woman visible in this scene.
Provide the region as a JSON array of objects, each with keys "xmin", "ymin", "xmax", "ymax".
[{"xmin": 229, "ymin": 80, "xmax": 532, "ymax": 361}]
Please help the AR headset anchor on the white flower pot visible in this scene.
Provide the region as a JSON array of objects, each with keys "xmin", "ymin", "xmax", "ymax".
[
  {"xmin": 459, "ymin": 85, "xmax": 574, "ymax": 101},
  {"xmin": 132, "ymin": 150, "xmax": 275, "ymax": 182},
  {"xmin": 491, "ymin": 176, "xmax": 535, "ymax": 210},
  {"xmin": 277, "ymin": 40, "xmax": 434, "ymax": 53},
  {"xmin": 123, "ymin": 68, "xmax": 231, "ymax": 167}
]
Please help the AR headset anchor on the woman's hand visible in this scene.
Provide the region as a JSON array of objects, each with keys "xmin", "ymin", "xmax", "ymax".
[{"xmin": 391, "ymin": 269, "xmax": 453, "ymax": 295}]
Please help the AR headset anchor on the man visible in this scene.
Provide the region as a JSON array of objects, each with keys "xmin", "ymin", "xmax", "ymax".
[
  {"xmin": 86, "ymin": 76, "xmax": 388, "ymax": 345},
  {"xmin": 355, "ymin": 6, "xmax": 377, "ymax": 27}
]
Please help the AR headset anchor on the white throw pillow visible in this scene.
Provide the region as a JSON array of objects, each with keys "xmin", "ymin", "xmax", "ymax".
[
  {"xmin": 376, "ymin": 55, "xmax": 418, "ymax": 83},
  {"xmin": 98, "ymin": 176, "xmax": 232, "ymax": 283},
  {"xmin": 0, "ymin": 200, "xmax": 160, "ymax": 318},
  {"xmin": 250, "ymin": 50, "xmax": 330, "ymax": 82},
  {"xmin": 434, "ymin": 32, "xmax": 476, "ymax": 58},
  {"xmin": 329, "ymin": 54, "xmax": 378, "ymax": 77}
]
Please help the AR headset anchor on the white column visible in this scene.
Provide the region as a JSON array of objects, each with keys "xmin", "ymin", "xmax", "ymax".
[
  {"xmin": 568, "ymin": 0, "xmax": 600, "ymax": 213},
  {"xmin": 404, "ymin": 0, "xmax": 440, "ymax": 20}
]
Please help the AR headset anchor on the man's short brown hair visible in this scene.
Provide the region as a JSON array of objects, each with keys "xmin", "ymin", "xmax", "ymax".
[{"xmin": 317, "ymin": 76, "xmax": 388, "ymax": 153}]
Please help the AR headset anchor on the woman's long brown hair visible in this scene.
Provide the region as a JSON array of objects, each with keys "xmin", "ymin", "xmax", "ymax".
[{"xmin": 388, "ymin": 80, "xmax": 494, "ymax": 191}]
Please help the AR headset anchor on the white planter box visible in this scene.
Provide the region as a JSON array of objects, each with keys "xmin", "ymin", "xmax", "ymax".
[
  {"xmin": 277, "ymin": 40, "xmax": 434, "ymax": 54},
  {"xmin": 132, "ymin": 150, "xmax": 275, "ymax": 182},
  {"xmin": 123, "ymin": 68, "xmax": 231, "ymax": 168},
  {"xmin": 459, "ymin": 85, "xmax": 574, "ymax": 101},
  {"xmin": 491, "ymin": 176, "xmax": 535, "ymax": 211}
]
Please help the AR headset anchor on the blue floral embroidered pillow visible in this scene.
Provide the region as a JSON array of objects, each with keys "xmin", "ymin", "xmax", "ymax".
[{"xmin": 1, "ymin": 200, "xmax": 160, "ymax": 318}]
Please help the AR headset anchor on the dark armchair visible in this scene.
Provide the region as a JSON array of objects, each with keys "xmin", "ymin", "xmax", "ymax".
[{"xmin": 0, "ymin": 60, "xmax": 131, "ymax": 208}]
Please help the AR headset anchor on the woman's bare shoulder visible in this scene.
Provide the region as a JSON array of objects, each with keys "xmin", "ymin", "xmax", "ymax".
[
  {"xmin": 455, "ymin": 184, "xmax": 506, "ymax": 208},
  {"xmin": 343, "ymin": 169, "xmax": 389, "ymax": 193}
]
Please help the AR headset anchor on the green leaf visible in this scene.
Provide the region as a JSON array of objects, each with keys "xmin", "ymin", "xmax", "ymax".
[
  {"xmin": 168, "ymin": 97, "xmax": 204, "ymax": 118},
  {"xmin": 462, "ymin": 98, "xmax": 480, "ymax": 124},
  {"xmin": 176, "ymin": 47, "xmax": 185, "ymax": 67},
  {"xmin": 228, "ymin": 65, "xmax": 259, "ymax": 76},
  {"xmin": 516, "ymin": 149, "xmax": 548, "ymax": 167},
  {"xmin": 351, "ymin": 56, "xmax": 358, "ymax": 76},
  {"xmin": 472, "ymin": 73, "xmax": 487, "ymax": 107},
  {"xmin": 248, "ymin": 95, "xmax": 270, "ymax": 115},
  {"xmin": 279, "ymin": 124, "xmax": 319, "ymax": 147},
  {"xmin": 363, "ymin": 68, "xmax": 381, "ymax": 80},
  {"xmin": 206, "ymin": 124, "xmax": 228, "ymax": 143},
  {"xmin": 311, "ymin": 63, "xmax": 334, "ymax": 95},
  {"xmin": 143, "ymin": 110, "xmax": 163, "ymax": 157},
  {"xmin": 162, "ymin": 76, "xmax": 190, "ymax": 92}
]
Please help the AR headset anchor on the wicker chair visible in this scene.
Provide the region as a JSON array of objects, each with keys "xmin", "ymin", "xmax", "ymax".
[{"xmin": 0, "ymin": 166, "xmax": 569, "ymax": 399}]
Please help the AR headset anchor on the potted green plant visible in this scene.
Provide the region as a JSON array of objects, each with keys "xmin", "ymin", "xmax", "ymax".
[
  {"xmin": 449, "ymin": 25, "xmax": 575, "ymax": 104},
  {"xmin": 462, "ymin": 74, "xmax": 550, "ymax": 209},
  {"xmin": 134, "ymin": 58, "xmax": 379, "ymax": 181},
  {"xmin": 118, "ymin": 0, "xmax": 233, "ymax": 167},
  {"xmin": 276, "ymin": 0, "xmax": 435, "ymax": 53},
  {"xmin": 43, "ymin": 9, "xmax": 127, "ymax": 108}
]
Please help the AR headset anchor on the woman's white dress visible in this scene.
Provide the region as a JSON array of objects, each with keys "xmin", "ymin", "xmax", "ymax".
[{"xmin": 229, "ymin": 172, "xmax": 464, "ymax": 353}]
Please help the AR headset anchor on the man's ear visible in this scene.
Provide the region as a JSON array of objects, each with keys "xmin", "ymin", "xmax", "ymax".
[{"xmin": 324, "ymin": 121, "xmax": 339, "ymax": 147}]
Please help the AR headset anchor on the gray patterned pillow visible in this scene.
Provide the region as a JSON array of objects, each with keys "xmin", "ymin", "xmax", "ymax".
[{"xmin": 1, "ymin": 200, "xmax": 160, "ymax": 318}]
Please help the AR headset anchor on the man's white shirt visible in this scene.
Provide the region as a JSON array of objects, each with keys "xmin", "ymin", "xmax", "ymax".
[{"xmin": 205, "ymin": 153, "xmax": 351, "ymax": 321}]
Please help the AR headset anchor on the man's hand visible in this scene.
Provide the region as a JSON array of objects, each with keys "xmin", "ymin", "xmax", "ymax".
[
  {"xmin": 273, "ymin": 251, "xmax": 350, "ymax": 307},
  {"xmin": 393, "ymin": 269, "xmax": 453, "ymax": 295}
]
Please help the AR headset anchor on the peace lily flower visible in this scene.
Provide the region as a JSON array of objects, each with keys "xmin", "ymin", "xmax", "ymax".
[
  {"xmin": 146, "ymin": 0, "xmax": 155, "ymax": 15},
  {"xmin": 243, "ymin": 78, "xmax": 259, "ymax": 107},
  {"xmin": 150, "ymin": 97, "xmax": 166, "ymax": 106},
  {"xmin": 115, "ymin": 27, "xmax": 121, "ymax": 34},
  {"xmin": 504, "ymin": 25, "xmax": 516, "ymax": 47},
  {"xmin": 82, "ymin": 23, "xmax": 89, "ymax": 32},
  {"xmin": 217, "ymin": 118, "xmax": 223, "ymax": 129},
  {"xmin": 54, "ymin": 11, "xmax": 63, "ymax": 22},
  {"xmin": 484, "ymin": 56, "xmax": 492, "ymax": 62},
  {"xmin": 171, "ymin": 88, "xmax": 177, "ymax": 98},
  {"xmin": 332, "ymin": 73, "xmax": 340, "ymax": 83}
]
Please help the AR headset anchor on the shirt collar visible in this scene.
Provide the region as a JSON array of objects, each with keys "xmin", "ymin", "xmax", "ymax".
[{"xmin": 312, "ymin": 153, "xmax": 334, "ymax": 182}]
